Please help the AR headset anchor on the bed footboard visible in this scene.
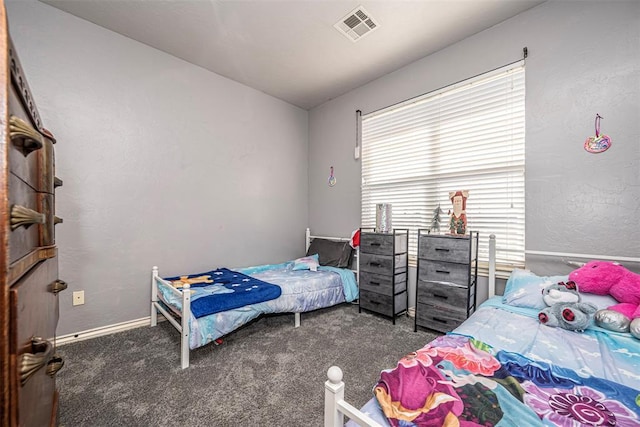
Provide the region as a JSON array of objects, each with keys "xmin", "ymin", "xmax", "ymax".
[
  {"xmin": 150, "ymin": 266, "xmax": 192, "ymax": 369},
  {"xmin": 325, "ymin": 367, "xmax": 383, "ymax": 427}
]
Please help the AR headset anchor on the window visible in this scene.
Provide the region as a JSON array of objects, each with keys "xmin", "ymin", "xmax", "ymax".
[{"xmin": 361, "ymin": 62, "xmax": 525, "ymax": 272}]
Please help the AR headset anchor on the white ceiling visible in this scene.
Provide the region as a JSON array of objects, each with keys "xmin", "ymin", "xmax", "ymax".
[{"xmin": 40, "ymin": 0, "xmax": 545, "ymax": 110}]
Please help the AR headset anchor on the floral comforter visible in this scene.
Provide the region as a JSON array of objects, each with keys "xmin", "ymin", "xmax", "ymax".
[{"xmin": 374, "ymin": 334, "xmax": 640, "ymax": 426}]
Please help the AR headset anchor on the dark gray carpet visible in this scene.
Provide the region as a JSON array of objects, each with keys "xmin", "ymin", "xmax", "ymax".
[{"xmin": 57, "ymin": 303, "xmax": 440, "ymax": 426}]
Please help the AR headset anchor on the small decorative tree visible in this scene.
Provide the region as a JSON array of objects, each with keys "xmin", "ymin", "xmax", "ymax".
[{"xmin": 430, "ymin": 204, "xmax": 444, "ymax": 233}]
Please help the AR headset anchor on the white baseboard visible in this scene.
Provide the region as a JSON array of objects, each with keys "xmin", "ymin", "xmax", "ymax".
[
  {"xmin": 56, "ymin": 316, "xmax": 155, "ymax": 346},
  {"xmin": 407, "ymin": 306, "xmax": 416, "ymax": 318}
]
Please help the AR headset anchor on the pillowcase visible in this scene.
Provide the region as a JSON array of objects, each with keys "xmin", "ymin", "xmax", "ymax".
[
  {"xmin": 292, "ymin": 254, "xmax": 319, "ymax": 272},
  {"xmin": 579, "ymin": 293, "xmax": 619, "ymax": 311},
  {"xmin": 502, "ymin": 269, "xmax": 568, "ymax": 309},
  {"xmin": 306, "ymin": 238, "xmax": 353, "ymax": 268},
  {"xmin": 503, "ymin": 269, "xmax": 621, "ymax": 311}
]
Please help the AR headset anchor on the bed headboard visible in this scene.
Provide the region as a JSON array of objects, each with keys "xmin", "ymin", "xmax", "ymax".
[
  {"xmin": 489, "ymin": 236, "xmax": 640, "ymax": 298},
  {"xmin": 305, "ymin": 228, "xmax": 358, "ymax": 280},
  {"xmin": 305, "ymin": 228, "xmax": 352, "ymax": 252}
]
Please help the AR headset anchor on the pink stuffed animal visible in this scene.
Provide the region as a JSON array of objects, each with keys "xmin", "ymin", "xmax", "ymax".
[{"xmin": 569, "ymin": 261, "xmax": 640, "ymax": 339}]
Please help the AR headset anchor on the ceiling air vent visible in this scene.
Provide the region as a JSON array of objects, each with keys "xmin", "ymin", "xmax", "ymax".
[{"xmin": 334, "ymin": 6, "xmax": 379, "ymax": 42}]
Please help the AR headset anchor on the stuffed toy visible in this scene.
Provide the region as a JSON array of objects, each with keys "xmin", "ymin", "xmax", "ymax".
[
  {"xmin": 569, "ymin": 261, "xmax": 640, "ymax": 339},
  {"xmin": 538, "ymin": 281, "xmax": 598, "ymax": 332},
  {"xmin": 542, "ymin": 280, "xmax": 581, "ymax": 306}
]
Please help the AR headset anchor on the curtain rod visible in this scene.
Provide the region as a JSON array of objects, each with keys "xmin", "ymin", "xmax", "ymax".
[{"xmin": 360, "ymin": 47, "xmax": 528, "ymax": 118}]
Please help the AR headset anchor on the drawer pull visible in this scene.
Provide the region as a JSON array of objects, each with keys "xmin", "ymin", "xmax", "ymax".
[
  {"xmin": 369, "ymin": 262, "xmax": 381, "ymax": 267},
  {"xmin": 54, "ymin": 177, "xmax": 64, "ymax": 188},
  {"xmin": 10, "ymin": 204, "xmax": 46, "ymax": 230},
  {"xmin": 435, "ymin": 270, "xmax": 450, "ymax": 274},
  {"xmin": 54, "ymin": 216, "xmax": 64, "ymax": 225},
  {"xmin": 369, "ymin": 281, "xmax": 380, "ymax": 286},
  {"xmin": 435, "ymin": 248, "xmax": 450, "ymax": 252},
  {"xmin": 19, "ymin": 337, "xmax": 53, "ymax": 386},
  {"xmin": 46, "ymin": 355, "xmax": 65, "ymax": 378},
  {"xmin": 9, "ymin": 115, "xmax": 44, "ymax": 156},
  {"xmin": 433, "ymin": 317, "xmax": 448, "ymax": 324},
  {"xmin": 49, "ymin": 279, "xmax": 68, "ymax": 294},
  {"xmin": 434, "ymin": 294, "xmax": 449, "ymax": 300},
  {"xmin": 369, "ymin": 243, "xmax": 381, "ymax": 247}
]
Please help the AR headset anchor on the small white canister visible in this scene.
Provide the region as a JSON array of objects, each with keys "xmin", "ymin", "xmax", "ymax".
[{"xmin": 376, "ymin": 203, "xmax": 392, "ymax": 233}]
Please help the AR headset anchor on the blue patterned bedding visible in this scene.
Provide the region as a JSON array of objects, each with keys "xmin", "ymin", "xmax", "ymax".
[
  {"xmin": 163, "ymin": 268, "xmax": 282, "ymax": 318},
  {"xmin": 157, "ymin": 260, "xmax": 358, "ymax": 349},
  {"xmin": 349, "ymin": 297, "xmax": 640, "ymax": 426}
]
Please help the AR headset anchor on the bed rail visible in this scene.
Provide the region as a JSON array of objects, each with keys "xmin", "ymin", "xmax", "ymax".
[
  {"xmin": 325, "ymin": 367, "xmax": 382, "ymax": 427},
  {"xmin": 150, "ymin": 266, "xmax": 192, "ymax": 369},
  {"xmin": 524, "ymin": 249, "xmax": 640, "ymax": 264}
]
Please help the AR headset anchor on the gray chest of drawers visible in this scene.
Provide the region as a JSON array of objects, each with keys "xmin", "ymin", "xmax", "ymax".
[
  {"xmin": 415, "ymin": 230, "xmax": 478, "ymax": 333},
  {"xmin": 358, "ymin": 229, "xmax": 408, "ymax": 324}
]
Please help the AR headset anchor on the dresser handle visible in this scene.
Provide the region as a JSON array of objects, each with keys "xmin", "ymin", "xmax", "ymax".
[
  {"xmin": 49, "ymin": 279, "xmax": 68, "ymax": 294},
  {"xmin": 10, "ymin": 204, "xmax": 46, "ymax": 230},
  {"xmin": 369, "ymin": 281, "xmax": 380, "ymax": 286},
  {"xmin": 54, "ymin": 177, "xmax": 63, "ymax": 188},
  {"xmin": 46, "ymin": 355, "xmax": 65, "ymax": 378},
  {"xmin": 9, "ymin": 115, "xmax": 44, "ymax": 156},
  {"xmin": 435, "ymin": 270, "xmax": 450, "ymax": 274},
  {"xmin": 435, "ymin": 248, "xmax": 450, "ymax": 252},
  {"xmin": 54, "ymin": 216, "xmax": 63, "ymax": 225},
  {"xmin": 19, "ymin": 337, "xmax": 53, "ymax": 386},
  {"xmin": 369, "ymin": 243, "xmax": 381, "ymax": 246},
  {"xmin": 433, "ymin": 317, "xmax": 448, "ymax": 324},
  {"xmin": 369, "ymin": 262, "xmax": 381, "ymax": 267},
  {"xmin": 434, "ymin": 293, "xmax": 449, "ymax": 300}
]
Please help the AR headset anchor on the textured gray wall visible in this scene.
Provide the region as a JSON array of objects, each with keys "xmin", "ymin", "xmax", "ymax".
[
  {"xmin": 7, "ymin": 1, "xmax": 309, "ymax": 335},
  {"xmin": 308, "ymin": 1, "xmax": 640, "ymax": 306}
]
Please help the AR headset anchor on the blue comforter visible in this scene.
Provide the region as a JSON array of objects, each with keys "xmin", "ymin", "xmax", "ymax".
[{"xmin": 163, "ymin": 268, "xmax": 281, "ymax": 318}]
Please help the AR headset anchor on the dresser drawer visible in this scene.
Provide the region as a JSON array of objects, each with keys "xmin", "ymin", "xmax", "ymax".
[
  {"xmin": 8, "ymin": 89, "xmax": 51, "ymax": 193},
  {"xmin": 416, "ymin": 302, "xmax": 466, "ymax": 333},
  {"xmin": 360, "ymin": 290, "xmax": 407, "ymax": 317},
  {"xmin": 10, "ymin": 257, "xmax": 60, "ymax": 427},
  {"xmin": 417, "ymin": 260, "xmax": 469, "ymax": 285},
  {"xmin": 360, "ymin": 231, "xmax": 408, "ymax": 255},
  {"xmin": 359, "ymin": 271, "xmax": 406, "ymax": 296},
  {"xmin": 417, "ymin": 281, "xmax": 470, "ymax": 311},
  {"xmin": 418, "ymin": 234, "xmax": 470, "ymax": 264},
  {"xmin": 360, "ymin": 252, "xmax": 407, "ymax": 276},
  {"xmin": 8, "ymin": 173, "xmax": 41, "ymax": 264},
  {"xmin": 10, "ymin": 257, "xmax": 60, "ymax": 348}
]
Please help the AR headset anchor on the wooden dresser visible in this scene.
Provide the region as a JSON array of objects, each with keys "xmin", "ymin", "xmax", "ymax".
[
  {"xmin": 1, "ymin": 2, "xmax": 65, "ymax": 425},
  {"xmin": 358, "ymin": 229, "xmax": 408, "ymax": 324},
  {"xmin": 415, "ymin": 231, "xmax": 478, "ymax": 333}
]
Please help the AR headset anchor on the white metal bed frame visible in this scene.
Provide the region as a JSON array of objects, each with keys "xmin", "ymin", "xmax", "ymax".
[{"xmin": 150, "ymin": 228, "xmax": 357, "ymax": 369}]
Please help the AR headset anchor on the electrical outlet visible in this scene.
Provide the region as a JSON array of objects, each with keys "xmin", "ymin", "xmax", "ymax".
[{"xmin": 72, "ymin": 290, "xmax": 85, "ymax": 306}]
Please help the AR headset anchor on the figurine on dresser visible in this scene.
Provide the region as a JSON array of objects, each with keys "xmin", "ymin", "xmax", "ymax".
[{"xmin": 448, "ymin": 190, "xmax": 468, "ymax": 235}]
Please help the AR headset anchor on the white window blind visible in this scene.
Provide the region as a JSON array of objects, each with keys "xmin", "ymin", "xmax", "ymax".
[{"xmin": 361, "ymin": 62, "xmax": 525, "ymax": 271}]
